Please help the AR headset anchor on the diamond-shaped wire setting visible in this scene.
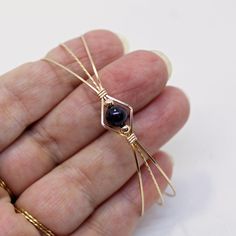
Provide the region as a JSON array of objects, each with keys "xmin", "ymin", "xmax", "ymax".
[{"xmin": 101, "ymin": 95, "xmax": 134, "ymax": 134}]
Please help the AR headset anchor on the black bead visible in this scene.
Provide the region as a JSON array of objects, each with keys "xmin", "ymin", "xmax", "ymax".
[{"xmin": 106, "ymin": 105, "xmax": 128, "ymax": 127}]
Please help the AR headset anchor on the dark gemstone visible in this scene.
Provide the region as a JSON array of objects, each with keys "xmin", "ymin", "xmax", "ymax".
[{"xmin": 106, "ymin": 105, "xmax": 128, "ymax": 127}]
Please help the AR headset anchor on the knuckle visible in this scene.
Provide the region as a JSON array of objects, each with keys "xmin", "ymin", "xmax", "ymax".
[
  {"xmin": 29, "ymin": 123, "xmax": 63, "ymax": 165},
  {"xmin": 59, "ymin": 163, "xmax": 97, "ymax": 212}
]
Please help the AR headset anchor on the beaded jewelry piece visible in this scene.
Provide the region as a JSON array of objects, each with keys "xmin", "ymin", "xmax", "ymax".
[{"xmin": 43, "ymin": 36, "xmax": 175, "ymax": 216}]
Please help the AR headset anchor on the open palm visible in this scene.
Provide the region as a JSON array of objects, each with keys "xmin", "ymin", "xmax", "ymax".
[{"xmin": 0, "ymin": 30, "xmax": 189, "ymax": 236}]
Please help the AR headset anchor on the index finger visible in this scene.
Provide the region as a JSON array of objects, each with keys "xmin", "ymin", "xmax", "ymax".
[{"xmin": 0, "ymin": 30, "xmax": 124, "ymax": 151}]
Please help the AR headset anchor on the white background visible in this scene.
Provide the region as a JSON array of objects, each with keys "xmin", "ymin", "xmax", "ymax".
[{"xmin": 0, "ymin": 0, "xmax": 235, "ymax": 235}]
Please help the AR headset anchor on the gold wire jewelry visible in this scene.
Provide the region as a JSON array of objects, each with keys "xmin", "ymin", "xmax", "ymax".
[
  {"xmin": 0, "ymin": 178, "xmax": 14, "ymax": 199},
  {"xmin": 43, "ymin": 36, "xmax": 176, "ymax": 216},
  {"xmin": 14, "ymin": 207, "xmax": 55, "ymax": 236}
]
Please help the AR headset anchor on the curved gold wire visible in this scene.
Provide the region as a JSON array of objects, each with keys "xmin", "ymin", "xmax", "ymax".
[
  {"xmin": 135, "ymin": 141, "xmax": 176, "ymax": 197},
  {"xmin": 0, "ymin": 178, "xmax": 14, "ymax": 199},
  {"xmin": 60, "ymin": 43, "xmax": 101, "ymax": 91},
  {"xmin": 15, "ymin": 207, "xmax": 55, "ymax": 236},
  {"xmin": 43, "ymin": 57, "xmax": 99, "ymax": 94},
  {"xmin": 81, "ymin": 36, "xmax": 103, "ymax": 89},
  {"xmin": 135, "ymin": 145, "xmax": 165, "ymax": 205},
  {"xmin": 131, "ymin": 144, "xmax": 145, "ymax": 216}
]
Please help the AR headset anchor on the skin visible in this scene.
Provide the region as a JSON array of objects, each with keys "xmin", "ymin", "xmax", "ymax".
[{"xmin": 0, "ymin": 30, "xmax": 190, "ymax": 236}]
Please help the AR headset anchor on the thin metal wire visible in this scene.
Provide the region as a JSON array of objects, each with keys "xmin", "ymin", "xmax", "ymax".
[
  {"xmin": 135, "ymin": 141, "xmax": 176, "ymax": 197},
  {"xmin": 43, "ymin": 57, "xmax": 99, "ymax": 94},
  {"xmin": 135, "ymin": 145, "xmax": 164, "ymax": 205},
  {"xmin": 127, "ymin": 133, "xmax": 138, "ymax": 145},
  {"xmin": 0, "ymin": 178, "xmax": 14, "ymax": 199},
  {"xmin": 81, "ymin": 36, "xmax": 102, "ymax": 89},
  {"xmin": 15, "ymin": 207, "xmax": 55, "ymax": 236},
  {"xmin": 60, "ymin": 43, "xmax": 101, "ymax": 91},
  {"xmin": 131, "ymin": 144, "xmax": 145, "ymax": 216},
  {"xmin": 97, "ymin": 88, "xmax": 108, "ymax": 100}
]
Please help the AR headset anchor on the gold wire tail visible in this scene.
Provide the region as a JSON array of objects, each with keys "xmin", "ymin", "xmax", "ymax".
[
  {"xmin": 0, "ymin": 178, "xmax": 14, "ymax": 199},
  {"xmin": 43, "ymin": 35, "xmax": 103, "ymax": 96},
  {"xmin": 129, "ymin": 139, "xmax": 176, "ymax": 215},
  {"xmin": 15, "ymin": 207, "xmax": 55, "ymax": 236},
  {"xmin": 135, "ymin": 141, "xmax": 176, "ymax": 197},
  {"xmin": 131, "ymin": 145, "xmax": 145, "ymax": 216}
]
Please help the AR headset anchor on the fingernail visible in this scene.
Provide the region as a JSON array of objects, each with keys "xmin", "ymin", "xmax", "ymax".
[
  {"xmin": 116, "ymin": 33, "xmax": 129, "ymax": 54},
  {"xmin": 152, "ymin": 50, "xmax": 173, "ymax": 78},
  {"xmin": 168, "ymin": 154, "xmax": 175, "ymax": 165}
]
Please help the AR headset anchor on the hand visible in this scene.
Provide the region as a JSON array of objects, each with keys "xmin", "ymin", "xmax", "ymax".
[{"xmin": 0, "ymin": 30, "xmax": 189, "ymax": 236}]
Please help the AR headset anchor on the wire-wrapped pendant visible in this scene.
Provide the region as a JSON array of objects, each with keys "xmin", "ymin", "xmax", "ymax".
[{"xmin": 43, "ymin": 35, "xmax": 176, "ymax": 216}]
